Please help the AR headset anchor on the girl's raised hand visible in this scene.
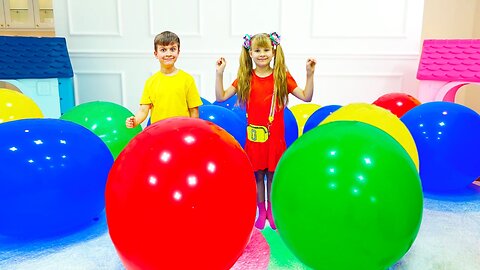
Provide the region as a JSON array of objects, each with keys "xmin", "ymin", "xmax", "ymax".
[
  {"xmin": 216, "ymin": 57, "xmax": 227, "ymax": 74},
  {"xmin": 306, "ymin": 58, "xmax": 317, "ymax": 76}
]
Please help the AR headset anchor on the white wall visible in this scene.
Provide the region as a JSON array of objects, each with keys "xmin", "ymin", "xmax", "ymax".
[{"xmin": 53, "ymin": 0, "xmax": 424, "ymax": 113}]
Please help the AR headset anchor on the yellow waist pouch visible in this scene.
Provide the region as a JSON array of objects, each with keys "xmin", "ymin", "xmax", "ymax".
[{"xmin": 246, "ymin": 124, "xmax": 269, "ymax": 143}]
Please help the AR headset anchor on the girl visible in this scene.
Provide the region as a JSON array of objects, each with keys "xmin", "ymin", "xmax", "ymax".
[{"xmin": 215, "ymin": 32, "xmax": 316, "ymax": 230}]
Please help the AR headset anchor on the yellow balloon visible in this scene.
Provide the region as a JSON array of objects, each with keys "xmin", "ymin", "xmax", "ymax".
[
  {"xmin": 289, "ymin": 103, "xmax": 321, "ymax": 136},
  {"xmin": 321, "ymin": 103, "xmax": 419, "ymax": 170},
  {"xmin": 0, "ymin": 88, "xmax": 43, "ymax": 123}
]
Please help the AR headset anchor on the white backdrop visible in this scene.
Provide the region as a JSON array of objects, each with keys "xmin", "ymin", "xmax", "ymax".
[{"xmin": 53, "ymin": 0, "xmax": 424, "ymax": 112}]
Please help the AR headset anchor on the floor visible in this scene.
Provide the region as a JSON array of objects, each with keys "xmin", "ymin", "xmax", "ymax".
[{"xmin": 1, "ymin": 185, "xmax": 480, "ymax": 270}]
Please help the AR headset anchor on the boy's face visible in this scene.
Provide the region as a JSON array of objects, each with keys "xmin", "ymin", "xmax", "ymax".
[{"xmin": 154, "ymin": 43, "xmax": 180, "ymax": 68}]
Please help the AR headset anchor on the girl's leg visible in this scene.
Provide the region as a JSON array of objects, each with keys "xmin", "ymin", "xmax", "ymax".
[
  {"xmin": 266, "ymin": 171, "xmax": 274, "ymax": 200},
  {"xmin": 255, "ymin": 170, "xmax": 267, "ymax": 229},
  {"xmin": 266, "ymin": 171, "xmax": 276, "ymax": 229}
]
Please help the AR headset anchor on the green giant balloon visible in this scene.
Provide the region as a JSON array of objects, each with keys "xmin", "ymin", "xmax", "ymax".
[
  {"xmin": 61, "ymin": 101, "xmax": 142, "ymax": 158},
  {"xmin": 261, "ymin": 229, "xmax": 310, "ymax": 269},
  {"xmin": 272, "ymin": 121, "xmax": 423, "ymax": 270}
]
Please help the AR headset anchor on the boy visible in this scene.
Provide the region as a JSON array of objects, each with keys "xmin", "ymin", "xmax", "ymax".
[{"xmin": 126, "ymin": 31, "xmax": 202, "ymax": 128}]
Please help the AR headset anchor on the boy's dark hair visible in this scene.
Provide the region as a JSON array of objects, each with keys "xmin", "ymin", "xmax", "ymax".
[{"xmin": 154, "ymin": 31, "xmax": 180, "ymax": 50}]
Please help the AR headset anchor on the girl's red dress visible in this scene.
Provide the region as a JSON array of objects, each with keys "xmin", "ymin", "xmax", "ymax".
[{"xmin": 233, "ymin": 71, "xmax": 297, "ymax": 171}]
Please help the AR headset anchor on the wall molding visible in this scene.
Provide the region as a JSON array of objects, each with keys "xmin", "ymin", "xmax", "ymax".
[
  {"xmin": 148, "ymin": 0, "xmax": 202, "ymax": 37},
  {"xmin": 73, "ymin": 71, "xmax": 126, "ymax": 104},
  {"xmin": 66, "ymin": 0, "xmax": 122, "ymax": 36},
  {"xmin": 69, "ymin": 51, "xmax": 420, "ymax": 60},
  {"xmin": 317, "ymin": 72, "xmax": 404, "ymax": 78},
  {"xmin": 310, "ymin": 0, "xmax": 408, "ymax": 39},
  {"xmin": 318, "ymin": 72, "xmax": 405, "ymax": 89},
  {"xmin": 228, "ymin": 0, "xmax": 282, "ymax": 37}
]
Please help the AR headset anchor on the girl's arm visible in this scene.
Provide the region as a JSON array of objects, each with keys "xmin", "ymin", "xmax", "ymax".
[
  {"xmin": 291, "ymin": 58, "xmax": 317, "ymax": 102},
  {"xmin": 215, "ymin": 57, "xmax": 237, "ymax": 102},
  {"xmin": 126, "ymin": 104, "xmax": 151, "ymax": 128}
]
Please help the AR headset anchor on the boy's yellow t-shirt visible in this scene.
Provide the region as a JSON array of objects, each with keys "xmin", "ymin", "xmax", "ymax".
[{"xmin": 140, "ymin": 69, "xmax": 202, "ymax": 123}]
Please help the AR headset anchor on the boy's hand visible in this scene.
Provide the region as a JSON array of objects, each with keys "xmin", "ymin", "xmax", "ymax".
[
  {"xmin": 126, "ymin": 116, "xmax": 136, "ymax": 128},
  {"xmin": 306, "ymin": 58, "xmax": 317, "ymax": 76},
  {"xmin": 216, "ymin": 57, "xmax": 226, "ymax": 74}
]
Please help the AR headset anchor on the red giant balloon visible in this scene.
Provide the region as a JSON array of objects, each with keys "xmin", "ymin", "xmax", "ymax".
[
  {"xmin": 373, "ymin": 92, "xmax": 421, "ymax": 118},
  {"xmin": 106, "ymin": 117, "xmax": 257, "ymax": 270}
]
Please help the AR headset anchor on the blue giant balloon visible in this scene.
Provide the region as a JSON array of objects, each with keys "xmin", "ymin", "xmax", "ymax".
[
  {"xmin": 284, "ymin": 107, "xmax": 298, "ymax": 147},
  {"xmin": 303, "ymin": 105, "xmax": 341, "ymax": 134},
  {"xmin": 231, "ymin": 105, "xmax": 247, "ymax": 127},
  {"xmin": 213, "ymin": 94, "xmax": 238, "ymax": 109},
  {"xmin": 401, "ymin": 102, "xmax": 480, "ymax": 193},
  {"xmin": 0, "ymin": 119, "xmax": 113, "ymax": 239},
  {"xmin": 199, "ymin": 105, "xmax": 246, "ymax": 147},
  {"xmin": 201, "ymin": 97, "xmax": 212, "ymax": 105}
]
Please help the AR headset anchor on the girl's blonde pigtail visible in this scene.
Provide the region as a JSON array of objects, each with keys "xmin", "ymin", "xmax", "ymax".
[
  {"xmin": 273, "ymin": 44, "xmax": 288, "ymax": 108},
  {"xmin": 236, "ymin": 47, "xmax": 253, "ymax": 107}
]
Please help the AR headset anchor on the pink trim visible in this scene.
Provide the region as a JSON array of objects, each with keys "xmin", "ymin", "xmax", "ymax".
[
  {"xmin": 441, "ymin": 84, "xmax": 464, "ymax": 102},
  {"xmin": 434, "ymin": 81, "xmax": 480, "ymax": 102}
]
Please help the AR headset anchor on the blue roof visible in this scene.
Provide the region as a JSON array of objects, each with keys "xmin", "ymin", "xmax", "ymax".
[{"xmin": 0, "ymin": 36, "xmax": 73, "ymax": 79}]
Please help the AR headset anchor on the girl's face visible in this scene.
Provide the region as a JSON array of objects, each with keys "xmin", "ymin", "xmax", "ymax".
[
  {"xmin": 154, "ymin": 43, "xmax": 180, "ymax": 68},
  {"xmin": 249, "ymin": 45, "xmax": 274, "ymax": 68}
]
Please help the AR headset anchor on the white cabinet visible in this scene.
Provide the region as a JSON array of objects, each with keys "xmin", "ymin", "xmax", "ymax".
[
  {"xmin": 0, "ymin": 0, "xmax": 53, "ymax": 30},
  {"xmin": 33, "ymin": 0, "xmax": 53, "ymax": 28},
  {"xmin": 0, "ymin": 1, "xmax": 4, "ymax": 28}
]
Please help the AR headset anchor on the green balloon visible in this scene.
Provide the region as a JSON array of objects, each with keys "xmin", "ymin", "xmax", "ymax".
[
  {"xmin": 261, "ymin": 229, "xmax": 311, "ymax": 269},
  {"xmin": 272, "ymin": 121, "xmax": 423, "ymax": 270},
  {"xmin": 60, "ymin": 101, "xmax": 142, "ymax": 159}
]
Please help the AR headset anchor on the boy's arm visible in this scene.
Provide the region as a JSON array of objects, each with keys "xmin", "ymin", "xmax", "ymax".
[
  {"xmin": 189, "ymin": 107, "xmax": 199, "ymax": 118},
  {"xmin": 126, "ymin": 104, "xmax": 151, "ymax": 128},
  {"xmin": 291, "ymin": 58, "xmax": 317, "ymax": 102}
]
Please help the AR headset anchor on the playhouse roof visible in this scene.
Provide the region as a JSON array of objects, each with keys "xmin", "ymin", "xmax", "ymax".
[
  {"xmin": 0, "ymin": 36, "xmax": 73, "ymax": 80},
  {"xmin": 417, "ymin": 39, "xmax": 480, "ymax": 83}
]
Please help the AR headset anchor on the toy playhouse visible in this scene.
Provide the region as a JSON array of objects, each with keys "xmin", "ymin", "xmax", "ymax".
[
  {"xmin": 0, "ymin": 36, "xmax": 74, "ymax": 117},
  {"xmin": 417, "ymin": 39, "xmax": 480, "ymax": 102}
]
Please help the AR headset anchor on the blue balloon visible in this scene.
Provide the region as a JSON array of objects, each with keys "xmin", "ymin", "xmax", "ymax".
[
  {"xmin": 199, "ymin": 105, "xmax": 246, "ymax": 147},
  {"xmin": 213, "ymin": 94, "xmax": 238, "ymax": 109},
  {"xmin": 284, "ymin": 107, "xmax": 298, "ymax": 147},
  {"xmin": 231, "ymin": 105, "xmax": 247, "ymax": 126},
  {"xmin": 0, "ymin": 119, "xmax": 113, "ymax": 239},
  {"xmin": 303, "ymin": 105, "xmax": 342, "ymax": 134},
  {"xmin": 401, "ymin": 102, "xmax": 480, "ymax": 193},
  {"xmin": 201, "ymin": 97, "xmax": 212, "ymax": 105}
]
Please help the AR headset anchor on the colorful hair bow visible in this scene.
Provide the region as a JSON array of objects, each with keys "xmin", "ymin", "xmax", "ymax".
[
  {"xmin": 243, "ymin": 34, "xmax": 252, "ymax": 50},
  {"xmin": 270, "ymin": 32, "xmax": 281, "ymax": 46}
]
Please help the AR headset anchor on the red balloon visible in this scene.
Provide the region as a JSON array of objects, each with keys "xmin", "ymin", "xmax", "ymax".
[
  {"xmin": 373, "ymin": 92, "xmax": 421, "ymax": 117},
  {"xmin": 106, "ymin": 117, "xmax": 256, "ymax": 270}
]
